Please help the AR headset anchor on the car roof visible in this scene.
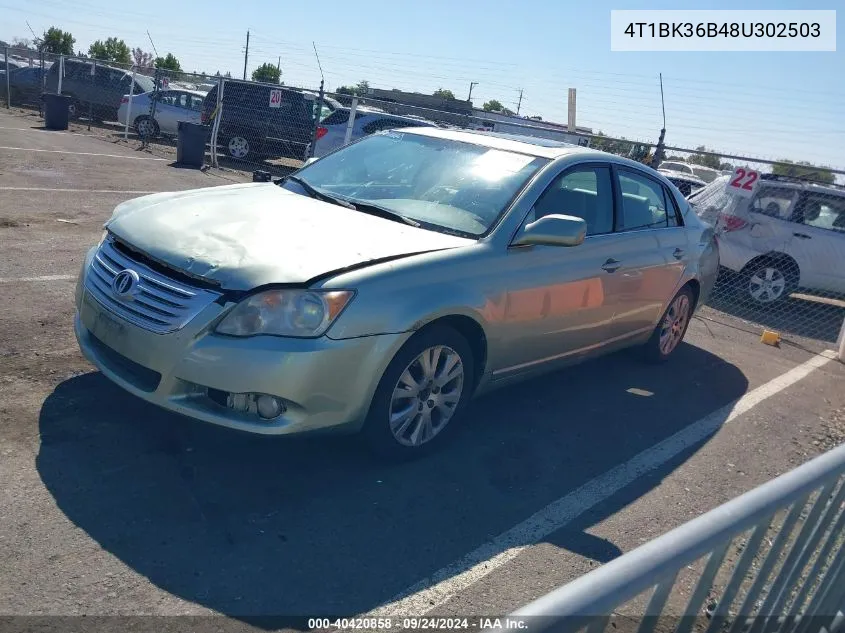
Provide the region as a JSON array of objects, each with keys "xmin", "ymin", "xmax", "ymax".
[{"xmin": 399, "ymin": 126, "xmax": 598, "ymax": 159}]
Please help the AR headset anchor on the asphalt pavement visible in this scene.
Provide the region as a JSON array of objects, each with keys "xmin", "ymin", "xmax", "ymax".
[{"xmin": 1, "ymin": 108, "xmax": 844, "ymax": 631}]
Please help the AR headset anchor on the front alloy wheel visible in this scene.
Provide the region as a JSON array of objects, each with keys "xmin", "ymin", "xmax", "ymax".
[
  {"xmin": 227, "ymin": 136, "xmax": 250, "ymax": 159},
  {"xmin": 363, "ymin": 325, "xmax": 475, "ymax": 460},
  {"xmin": 389, "ymin": 345, "xmax": 465, "ymax": 447}
]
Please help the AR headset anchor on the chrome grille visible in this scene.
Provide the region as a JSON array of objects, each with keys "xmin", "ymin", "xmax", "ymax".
[{"xmin": 84, "ymin": 237, "xmax": 222, "ymax": 334}]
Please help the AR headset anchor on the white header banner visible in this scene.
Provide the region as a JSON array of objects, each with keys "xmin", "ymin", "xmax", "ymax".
[{"xmin": 611, "ymin": 10, "xmax": 836, "ymax": 51}]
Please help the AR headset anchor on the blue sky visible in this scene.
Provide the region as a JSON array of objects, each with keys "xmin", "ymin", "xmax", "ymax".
[{"xmin": 2, "ymin": 0, "xmax": 843, "ymax": 169}]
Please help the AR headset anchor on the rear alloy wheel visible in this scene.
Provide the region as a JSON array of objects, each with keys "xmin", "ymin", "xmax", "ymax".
[
  {"xmin": 641, "ymin": 286, "xmax": 694, "ymax": 363},
  {"xmin": 134, "ymin": 116, "xmax": 159, "ymax": 138},
  {"xmin": 743, "ymin": 259, "xmax": 797, "ymax": 305},
  {"xmin": 227, "ymin": 136, "xmax": 250, "ymax": 159},
  {"xmin": 363, "ymin": 325, "xmax": 475, "ymax": 460}
]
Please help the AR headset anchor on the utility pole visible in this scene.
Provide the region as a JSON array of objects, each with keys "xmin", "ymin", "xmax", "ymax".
[
  {"xmin": 277, "ymin": 56, "xmax": 281, "ymax": 76},
  {"xmin": 516, "ymin": 89, "xmax": 523, "ymax": 115},
  {"xmin": 468, "ymin": 81, "xmax": 478, "ymax": 103},
  {"xmin": 243, "ymin": 30, "xmax": 250, "ymax": 80},
  {"xmin": 651, "ymin": 73, "xmax": 667, "ymax": 168}
]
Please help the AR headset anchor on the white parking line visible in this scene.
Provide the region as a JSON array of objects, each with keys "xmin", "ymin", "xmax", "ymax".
[
  {"xmin": 0, "ymin": 125, "xmax": 89, "ymax": 137},
  {"xmin": 0, "ymin": 187, "xmax": 160, "ymax": 194},
  {"xmin": 0, "ymin": 146, "xmax": 166, "ymax": 161},
  {"xmin": 368, "ymin": 349, "xmax": 837, "ymax": 617},
  {"xmin": 0, "ymin": 274, "xmax": 76, "ymax": 283}
]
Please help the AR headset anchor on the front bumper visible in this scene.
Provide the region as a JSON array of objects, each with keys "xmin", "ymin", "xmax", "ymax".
[{"xmin": 73, "ymin": 252, "xmax": 407, "ymax": 436}]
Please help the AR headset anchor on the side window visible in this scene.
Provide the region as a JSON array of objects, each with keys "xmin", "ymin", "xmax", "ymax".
[
  {"xmin": 795, "ymin": 194, "xmax": 845, "ymax": 234},
  {"xmin": 750, "ymin": 187, "xmax": 796, "ymax": 220},
  {"xmin": 664, "ymin": 185, "xmax": 683, "ymax": 227},
  {"xmin": 189, "ymin": 95, "xmax": 204, "ymax": 111},
  {"xmin": 158, "ymin": 92, "xmax": 177, "ymax": 106},
  {"xmin": 532, "ymin": 166, "xmax": 614, "ymax": 236},
  {"xmin": 617, "ymin": 171, "xmax": 668, "ymax": 231}
]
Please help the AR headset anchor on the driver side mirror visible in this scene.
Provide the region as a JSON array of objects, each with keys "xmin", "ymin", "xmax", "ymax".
[{"xmin": 511, "ymin": 214, "xmax": 587, "ymax": 248}]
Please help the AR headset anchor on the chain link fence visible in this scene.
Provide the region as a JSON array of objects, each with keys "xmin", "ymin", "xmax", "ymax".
[{"xmin": 3, "ymin": 52, "xmax": 843, "ymax": 353}]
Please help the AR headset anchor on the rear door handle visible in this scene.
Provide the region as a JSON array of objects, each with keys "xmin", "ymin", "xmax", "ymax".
[
  {"xmin": 673, "ymin": 248, "xmax": 685, "ymax": 260},
  {"xmin": 602, "ymin": 258, "xmax": 621, "ymax": 273},
  {"xmin": 793, "ymin": 232, "xmax": 812, "ymax": 240}
]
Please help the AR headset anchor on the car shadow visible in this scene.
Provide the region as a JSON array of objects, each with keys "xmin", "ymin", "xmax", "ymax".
[
  {"xmin": 707, "ymin": 274, "xmax": 844, "ymax": 343},
  {"xmin": 36, "ymin": 342, "xmax": 747, "ymax": 625}
]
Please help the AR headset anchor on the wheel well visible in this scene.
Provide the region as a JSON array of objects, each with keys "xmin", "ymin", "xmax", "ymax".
[
  {"xmin": 417, "ymin": 315, "xmax": 488, "ymax": 390},
  {"xmin": 683, "ymin": 279, "xmax": 701, "ymax": 310},
  {"xmin": 744, "ymin": 253, "xmax": 800, "ymax": 280}
]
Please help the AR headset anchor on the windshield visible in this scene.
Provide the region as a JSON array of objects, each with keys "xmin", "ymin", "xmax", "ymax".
[{"xmin": 284, "ymin": 131, "xmax": 548, "ymax": 237}]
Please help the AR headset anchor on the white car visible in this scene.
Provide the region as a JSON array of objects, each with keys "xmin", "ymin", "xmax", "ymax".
[
  {"xmin": 661, "ymin": 171, "xmax": 707, "ymax": 198},
  {"xmin": 690, "ymin": 175, "xmax": 845, "ymax": 304},
  {"xmin": 312, "ymin": 107, "xmax": 437, "ymax": 157},
  {"xmin": 690, "ymin": 165, "xmax": 721, "ymax": 183},
  {"xmin": 117, "ymin": 89, "xmax": 206, "ymax": 137},
  {"xmin": 658, "ymin": 161, "xmax": 696, "ymax": 176}
]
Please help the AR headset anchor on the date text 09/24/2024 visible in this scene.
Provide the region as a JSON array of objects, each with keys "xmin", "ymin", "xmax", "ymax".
[{"xmin": 307, "ymin": 617, "xmax": 528, "ymax": 630}]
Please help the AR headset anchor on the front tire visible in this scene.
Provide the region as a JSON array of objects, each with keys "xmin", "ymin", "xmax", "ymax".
[
  {"xmin": 362, "ymin": 325, "xmax": 475, "ymax": 461},
  {"xmin": 641, "ymin": 286, "xmax": 695, "ymax": 363}
]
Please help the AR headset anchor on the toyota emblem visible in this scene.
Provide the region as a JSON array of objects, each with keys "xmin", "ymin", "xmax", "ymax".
[{"xmin": 111, "ymin": 269, "xmax": 140, "ymax": 299}]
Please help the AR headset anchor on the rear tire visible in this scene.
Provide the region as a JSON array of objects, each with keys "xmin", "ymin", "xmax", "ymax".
[
  {"xmin": 362, "ymin": 325, "xmax": 475, "ymax": 461},
  {"xmin": 134, "ymin": 115, "xmax": 159, "ymax": 138},
  {"xmin": 641, "ymin": 285, "xmax": 695, "ymax": 364},
  {"xmin": 740, "ymin": 257, "xmax": 798, "ymax": 305},
  {"xmin": 225, "ymin": 135, "xmax": 252, "ymax": 160}
]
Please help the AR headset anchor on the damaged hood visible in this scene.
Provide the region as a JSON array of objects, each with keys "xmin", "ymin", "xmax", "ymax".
[{"xmin": 104, "ymin": 182, "xmax": 473, "ymax": 290}]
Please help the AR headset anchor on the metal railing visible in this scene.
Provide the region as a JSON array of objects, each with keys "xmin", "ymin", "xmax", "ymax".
[{"xmin": 494, "ymin": 443, "xmax": 845, "ymax": 633}]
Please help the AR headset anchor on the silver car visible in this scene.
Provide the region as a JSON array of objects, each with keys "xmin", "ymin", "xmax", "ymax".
[
  {"xmin": 73, "ymin": 128, "xmax": 719, "ymax": 459},
  {"xmin": 117, "ymin": 88, "xmax": 205, "ymax": 137}
]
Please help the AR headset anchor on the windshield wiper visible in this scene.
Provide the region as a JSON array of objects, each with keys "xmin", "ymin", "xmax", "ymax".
[
  {"xmin": 284, "ymin": 175, "xmax": 356, "ymax": 209},
  {"xmin": 284, "ymin": 175, "xmax": 420, "ymax": 227},
  {"xmin": 346, "ymin": 199, "xmax": 421, "ymax": 228}
]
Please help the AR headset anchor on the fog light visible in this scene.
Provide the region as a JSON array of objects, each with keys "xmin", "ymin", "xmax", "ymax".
[{"xmin": 256, "ymin": 395, "xmax": 285, "ymax": 420}]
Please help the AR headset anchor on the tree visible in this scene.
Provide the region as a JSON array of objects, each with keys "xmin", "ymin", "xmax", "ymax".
[
  {"xmin": 719, "ymin": 162, "xmax": 735, "ymax": 172},
  {"xmin": 88, "ymin": 37, "xmax": 131, "ymax": 65},
  {"xmin": 132, "ymin": 48, "xmax": 154, "ymax": 68},
  {"xmin": 40, "ymin": 27, "xmax": 75, "ymax": 55},
  {"xmin": 251, "ymin": 62, "xmax": 280, "ymax": 83},
  {"xmin": 11, "ymin": 37, "xmax": 36, "ymax": 51},
  {"xmin": 772, "ymin": 159, "xmax": 835, "ymax": 185},
  {"xmin": 154, "ymin": 53, "xmax": 182, "ymax": 72},
  {"xmin": 433, "ymin": 88, "xmax": 455, "ymax": 99},
  {"xmin": 686, "ymin": 145, "xmax": 721, "ymax": 170},
  {"xmin": 482, "ymin": 99, "xmax": 504, "ymax": 112},
  {"xmin": 356, "ymin": 79, "xmax": 370, "ymax": 95}
]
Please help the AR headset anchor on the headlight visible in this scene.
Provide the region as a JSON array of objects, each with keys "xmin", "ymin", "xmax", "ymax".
[
  {"xmin": 215, "ymin": 289, "xmax": 355, "ymax": 338},
  {"xmin": 98, "ymin": 229, "xmax": 109, "ymax": 245}
]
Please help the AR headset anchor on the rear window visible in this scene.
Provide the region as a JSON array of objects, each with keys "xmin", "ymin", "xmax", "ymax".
[
  {"xmin": 135, "ymin": 74, "xmax": 154, "ymax": 93},
  {"xmin": 322, "ymin": 109, "xmax": 350, "ymax": 126}
]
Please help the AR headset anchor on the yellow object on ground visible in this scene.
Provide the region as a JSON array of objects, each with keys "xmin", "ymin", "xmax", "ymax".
[{"xmin": 761, "ymin": 330, "xmax": 781, "ymax": 346}]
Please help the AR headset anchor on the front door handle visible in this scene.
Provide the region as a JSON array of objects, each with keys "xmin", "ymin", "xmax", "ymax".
[
  {"xmin": 793, "ymin": 232, "xmax": 812, "ymax": 240},
  {"xmin": 601, "ymin": 258, "xmax": 621, "ymax": 273},
  {"xmin": 673, "ymin": 247, "xmax": 685, "ymax": 260}
]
